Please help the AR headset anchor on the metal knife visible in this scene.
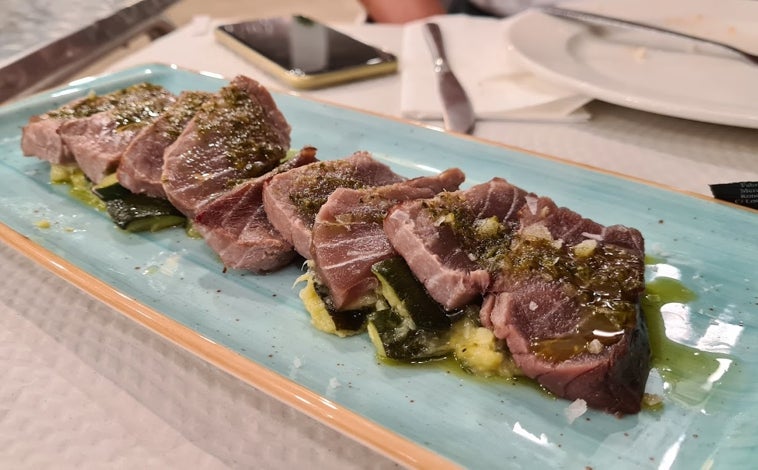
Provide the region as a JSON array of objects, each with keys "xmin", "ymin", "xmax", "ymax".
[
  {"xmin": 422, "ymin": 22, "xmax": 476, "ymax": 134},
  {"xmin": 540, "ymin": 5, "xmax": 758, "ymax": 66}
]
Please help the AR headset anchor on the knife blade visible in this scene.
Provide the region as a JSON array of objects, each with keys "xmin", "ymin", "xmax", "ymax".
[{"xmin": 422, "ymin": 22, "xmax": 476, "ymax": 134}]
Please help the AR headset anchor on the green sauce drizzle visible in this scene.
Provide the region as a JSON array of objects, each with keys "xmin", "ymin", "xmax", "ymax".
[
  {"xmin": 48, "ymin": 83, "xmax": 171, "ymax": 133},
  {"xmin": 426, "ymin": 194, "xmax": 644, "ymax": 362},
  {"xmin": 161, "ymin": 91, "xmax": 210, "ymax": 141},
  {"xmin": 642, "ymin": 273, "xmax": 734, "ymax": 409},
  {"xmin": 195, "ymin": 84, "xmax": 287, "ymax": 186},
  {"xmin": 50, "ymin": 164, "xmax": 106, "ymax": 211},
  {"xmin": 289, "ymin": 166, "xmax": 367, "ymax": 222},
  {"xmin": 520, "ymin": 239, "xmax": 644, "ymax": 362}
]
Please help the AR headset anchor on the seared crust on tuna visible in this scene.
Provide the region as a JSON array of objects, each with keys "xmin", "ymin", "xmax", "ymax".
[
  {"xmin": 383, "ymin": 178, "xmax": 529, "ymax": 310},
  {"xmin": 385, "ymin": 179, "xmax": 649, "ymax": 414},
  {"xmin": 480, "ymin": 196, "xmax": 648, "ymax": 414},
  {"xmin": 262, "ymin": 152, "xmax": 406, "ymax": 259},
  {"xmin": 162, "ymin": 75, "xmax": 291, "ymax": 218},
  {"xmin": 21, "ymin": 83, "xmax": 174, "ymax": 173},
  {"xmin": 58, "ymin": 83, "xmax": 175, "ymax": 183},
  {"xmin": 311, "ymin": 168, "xmax": 465, "ymax": 310},
  {"xmin": 118, "ymin": 91, "xmax": 212, "ymax": 198}
]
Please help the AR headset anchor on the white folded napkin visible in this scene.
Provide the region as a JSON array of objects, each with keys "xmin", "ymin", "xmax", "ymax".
[{"xmin": 400, "ymin": 14, "xmax": 591, "ymax": 122}]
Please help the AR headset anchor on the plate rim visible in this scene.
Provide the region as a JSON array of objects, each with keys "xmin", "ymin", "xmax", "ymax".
[{"xmin": 506, "ymin": 8, "xmax": 758, "ymax": 129}]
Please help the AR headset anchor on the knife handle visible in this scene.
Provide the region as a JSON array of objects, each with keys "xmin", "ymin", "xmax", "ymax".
[{"xmin": 422, "ymin": 22, "xmax": 450, "ymax": 73}]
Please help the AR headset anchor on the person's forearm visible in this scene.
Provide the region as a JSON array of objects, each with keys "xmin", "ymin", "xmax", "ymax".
[{"xmin": 360, "ymin": 0, "xmax": 446, "ymax": 23}]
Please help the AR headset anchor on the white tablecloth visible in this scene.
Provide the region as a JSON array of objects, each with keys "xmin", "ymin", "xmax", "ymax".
[
  {"xmin": 2, "ymin": 10, "xmax": 757, "ymax": 470},
  {"xmin": 105, "ymin": 15, "xmax": 758, "ymax": 197}
]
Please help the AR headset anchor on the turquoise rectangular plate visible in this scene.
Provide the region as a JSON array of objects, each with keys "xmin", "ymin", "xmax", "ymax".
[{"xmin": 1, "ymin": 64, "xmax": 756, "ymax": 469}]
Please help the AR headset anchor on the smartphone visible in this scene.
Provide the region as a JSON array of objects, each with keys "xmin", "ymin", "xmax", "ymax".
[{"xmin": 215, "ymin": 15, "xmax": 398, "ymax": 89}]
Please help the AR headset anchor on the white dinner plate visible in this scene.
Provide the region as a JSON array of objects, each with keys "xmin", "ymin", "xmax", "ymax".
[{"xmin": 507, "ymin": 0, "xmax": 758, "ymax": 128}]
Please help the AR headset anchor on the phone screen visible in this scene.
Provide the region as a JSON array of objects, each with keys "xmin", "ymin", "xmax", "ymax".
[{"xmin": 216, "ymin": 16, "xmax": 396, "ymax": 76}]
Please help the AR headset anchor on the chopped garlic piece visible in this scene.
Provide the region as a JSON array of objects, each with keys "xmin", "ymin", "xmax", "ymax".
[
  {"xmin": 334, "ymin": 213, "xmax": 354, "ymax": 227},
  {"xmin": 521, "ymin": 223, "xmax": 552, "ymax": 241},
  {"xmin": 474, "ymin": 216, "xmax": 500, "ymax": 238},
  {"xmin": 524, "ymin": 195, "xmax": 538, "ymax": 214},
  {"xmin": 573, "ymin": 239, "xmax": 598, "ymax": 258},
  {"xmin": 434, "ymin": 213, "xmax": 455, "ymax": 227},
  {"xmin": 565, "ymin": 398, "xmax": 587, "ymax": 424},
  {"xmin": 587, "ymin": 338, "xmax": 603, "ymax": 354}
]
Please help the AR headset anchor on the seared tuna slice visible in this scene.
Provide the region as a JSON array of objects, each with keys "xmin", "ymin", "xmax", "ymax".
[
  {"xmin": 162, "ymin": 75, "xmax": 291, "ymax": 218},
  {"xmin": 262, "ymin": 152, "xmax": 406, "ymax": 259},
  {"xmin": 480, "ymin": 196, "xmax": 649, "ymax": 414},
  {"xmin": 311, "ymin": 168, "xmax": 465, "ymax": 310},
  {"xmin": 518, "ymin": 195, "xmax": 645, "ymax": 254},
  {"xmin": 193, "ymin": 147, "xmax": 318, "ymax": 272},
  {"xmin": 22, "ymin": 92, "xmax": 116, "ymax": 165},
  {"xmin": 118, "ymin": 91, "xmax": 211, "ymax": 198},
  {"xmin": 383, "ymin": 177, "xmax": 528, "ymax": 310},
  {"xmin": 21, "ymin": 112, "xmax": 78, "ymax": 164},
  {"xmin": 21, "ymin": 85, "xmax": 162, "ymax": 165},
  {"xmin": 58, "ymin": 83, "xmax": 175, "ymax": 183}
]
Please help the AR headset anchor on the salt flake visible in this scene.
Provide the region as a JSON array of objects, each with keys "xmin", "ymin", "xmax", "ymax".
[{"xmin": 565, "ymin": 399, "xmax": 587, "ymax": 424}]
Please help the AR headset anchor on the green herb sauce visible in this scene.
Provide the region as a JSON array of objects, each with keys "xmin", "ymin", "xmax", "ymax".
[
  {"xmin": 48, "ymin": 83, "xmax": 171, "ymax": 133},
  {"xmin": 642, "ymin": 275, "xmax": 734, "ymax": 409},
  {"xmin": 377, "ymin": 257, "xmax": 731, "ymax": 412},
  {"xmin": 50, "ymin": 164, "xmax": 106, "ymax": 211},
  {"xmin": 426, "ymin": 195, "xmax": 644, "ymax": 362},
  {"xmin": 47, "ymin": 92, "xmax": 111, "ymax": 120},
  {"xmin": 289, "ymin": 166, "xmax": 367, "ymax": 222},
  {"xmin": 110, "ymin": 83, "xmax": 172, "ymax": 132},
  {"xmin": 518, "ymin": 239, "xmax": 644, "ymax": 362},
  {"xmin": 194, "ymin": 84, "xmax": 287, "ymax": 186},
  {"xmin": 160, "ymin": 91, "xmax": 210, "ymax": 141},
  {"xmin": 424, "ymin": 193, "xmax": 518, "ymax": 270}
]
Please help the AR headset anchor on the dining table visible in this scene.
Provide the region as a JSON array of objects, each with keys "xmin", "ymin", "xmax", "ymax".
[{"xmin": 1, "ymin": 0, "xmax": 757, "ymax": 469}]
